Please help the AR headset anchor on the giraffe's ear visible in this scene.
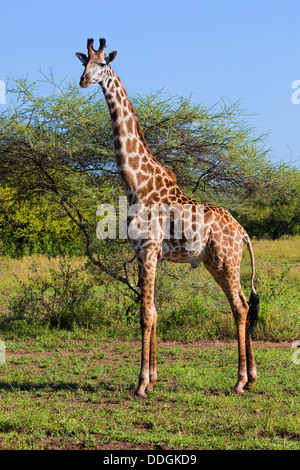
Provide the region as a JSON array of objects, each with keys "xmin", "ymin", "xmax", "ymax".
[
  {"xmin": 75, "ymin": 52, "xmax": 88, "ymax": 64},
  {"xmin": 105, "ymin": 51, "xmax": 117, "ymax": 64}
]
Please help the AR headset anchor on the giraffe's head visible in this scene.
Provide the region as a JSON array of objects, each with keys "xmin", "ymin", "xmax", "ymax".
[{"xmin": 76, "ymin": 38, "xmax": 117, "ymax": 88}]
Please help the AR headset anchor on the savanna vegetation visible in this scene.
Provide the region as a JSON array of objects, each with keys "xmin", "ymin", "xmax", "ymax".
[
  {"xmin": 0, "ymin": 236, "xmax": 299, "ymax": 342},
  {"xmin": 0, "ymin": 74, "xmax": 299, "ymax": 450},
  {"xmin": 0, "ymin": 74, "xmax": 298, "ymax": 338},
  {"xmin": 0, "ymin": 333, "xmax": 299, "ymax": 450}
]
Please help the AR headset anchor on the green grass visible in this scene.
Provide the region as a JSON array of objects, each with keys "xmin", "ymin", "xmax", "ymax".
[
  {"xmin": 0, "ymin": 332, "xmax": 299, "ymax": 450},
  {"xmin": 0, "ymin": 236, "xmax": 299, "ymax": 341},
  {"xmin": 0, "ymin": 237, "xmax": 298, "ymax": 449}
]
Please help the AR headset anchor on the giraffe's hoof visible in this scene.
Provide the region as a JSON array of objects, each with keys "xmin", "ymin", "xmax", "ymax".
[
  {"xmin": 244, "ymin": 382, "xmax": 254, "ymax": 390},
  {"xmin": 134, "ymin": 390, "xmax": 147, "ymax": 399},
  {"xmin": 146, "ymin": 383, "xmax": 155, "ymax": 392},
  {"xmin": 232, "ymin": 386, "xmax": 244, "ymax": 396}
]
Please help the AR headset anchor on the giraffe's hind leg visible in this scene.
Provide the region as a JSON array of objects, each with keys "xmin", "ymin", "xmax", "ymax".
[
  {"xmin": 204, "ymin": 260, "xmax": 256, "ymax": 394},
  {"xmin": 245, "ymin": 307, "xmax": 257, "ymax": 389}
]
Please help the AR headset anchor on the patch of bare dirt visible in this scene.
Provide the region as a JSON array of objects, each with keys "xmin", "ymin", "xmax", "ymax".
[
  {"xmin": 5, "ymin": 339, "xmax": 292, "ymax": 360},
  {"xmin": 41, "ymin": 435, "xmax": 172, "ymax": 450}
]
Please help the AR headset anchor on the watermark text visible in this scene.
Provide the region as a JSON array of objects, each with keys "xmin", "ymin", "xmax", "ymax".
[
  {"xmin": 0, "ymin": 340, "xmax": 5, "ymax": 364},
  {"xmin": 292, "ymin": 340, "xmax": 300, "ymax": 365},
  {"xmin": 96, "ymin": 198, "xmax": 205, "ymax": 248},
  {"xmin": 0, "ymin": 80, "xmax": 6, "ymax": 105},
  {"xmin": 291, "ymin": 80, "xmax": 300, "ymax": 104}
]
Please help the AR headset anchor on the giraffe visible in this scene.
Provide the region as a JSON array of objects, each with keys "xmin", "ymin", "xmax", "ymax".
[{"xmin": 76, "ymin": 38, "xmax": 260, "ymax": 397}]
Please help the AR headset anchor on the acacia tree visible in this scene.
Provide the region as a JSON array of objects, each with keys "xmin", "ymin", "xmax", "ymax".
[{"xmin": 0, "ymin": 74, "xmax": 299, "ymax": 294}]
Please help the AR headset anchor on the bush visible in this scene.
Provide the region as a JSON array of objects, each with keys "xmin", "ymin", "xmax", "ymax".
[
  {"xmin": 3, "ymin": 260, "xmax": 100, "ymax": 331},
  {"xmin": 0, "ymin": 256, "xmax": 140, "ymax": 337},
  {"xmin": 0, "ymin": 236, "xmax": 299, "ymax": 342},
  {"xmin": 0, "ymin": 187, "xmax": 85, "ymax": 257}
]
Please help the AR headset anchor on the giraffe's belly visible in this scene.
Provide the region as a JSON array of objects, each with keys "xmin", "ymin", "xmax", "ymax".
[{"xmin": 160, "ymin": 238, "xmax": 208, "ymax": 265}]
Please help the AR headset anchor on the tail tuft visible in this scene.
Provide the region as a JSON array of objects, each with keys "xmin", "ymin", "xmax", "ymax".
[{"xmin": 248, "ymin": 290, "xmax": 260, "ymax": 339}]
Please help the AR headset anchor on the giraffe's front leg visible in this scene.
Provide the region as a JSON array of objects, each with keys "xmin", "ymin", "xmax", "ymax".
[
  {"xmin": 135, "ymin": 251, "xmax": 158, "ymax": 398},
  {"xmin": 135, "ymin": 303, "xmax": 156, "ymax": 397}
]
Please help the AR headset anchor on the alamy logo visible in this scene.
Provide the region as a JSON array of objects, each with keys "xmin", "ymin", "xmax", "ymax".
[
  {"xmin": 0, "ymin": 340, "xmax": 5, "ymax": 364},
  {"xmin": 291, "ymin": 80, "xmax": 300, "ymax": 104},
  {"xmin": 0, "ymin": 80, "xmax": 5, "ymax": 105},
  {"xmin": 96, "ymin": 197, "xmax": 205, "ymax": 250},
  {"xmin": 292, "ymin": 340, "xmax": 300, "ymax": 365}
]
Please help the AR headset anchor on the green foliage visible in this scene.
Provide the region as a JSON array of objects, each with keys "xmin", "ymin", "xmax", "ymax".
[
  {"xmin": 231, "ymin": 164, "xmax": 300, "ymax": 239},
  {"xmin": 0, "ymin": 186, "xmax": 85, "ymax": 256},
  {"xmin": 4, "ymin": 260, "xmax": 98, "ymax": 331},
  {"xmin": 236, "ymin": 196, "xmax": 300, "ymax": 239},
  {"xmin": 0, "ymin": 235, "xmax": 298, "ymax": 342},
  {"xmin": 0, "ymin": 72, "xmax": 299, "ymax": 292},
  {"xmin": 0, "ymin": 257, "xmax": 139, "ymax": 336},
  {"xmin": 254, "ymin": 264, "xmax": 300, "ymax": 341}
]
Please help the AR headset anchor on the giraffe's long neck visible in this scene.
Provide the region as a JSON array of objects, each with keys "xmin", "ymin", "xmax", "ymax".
[{"xmin": 100, "ymin": 69, "xmax": 176, "ymax": 206}]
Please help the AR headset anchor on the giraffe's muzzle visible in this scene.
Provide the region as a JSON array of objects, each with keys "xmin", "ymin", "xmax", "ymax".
[{"xmin": 80, "ymin": 75, "xmax": 89, "ymax": 88}]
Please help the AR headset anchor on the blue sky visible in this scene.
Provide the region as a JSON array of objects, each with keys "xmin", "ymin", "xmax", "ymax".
[{"xmin": 0, "ymin": 0, "xmax": 299, "ymax": 166}]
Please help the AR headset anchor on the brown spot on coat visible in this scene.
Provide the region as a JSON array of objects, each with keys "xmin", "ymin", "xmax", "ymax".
[
  {"xmin": 155, "ymin": 174, "xmax": 163, "ymax": 188},
  {"xmin": 129, "ymin": 155, "xmax": 140, "ymax": 170},
  {"xmin": 114, "ymin": 140, "xmax": 121, "ymax": 150},
  {"xmin": 126, "ymin": 138, "xmax": 138, "ymax": 153},
  {"xmin": 141, "ymin": 162, "xmax": 155, "ymax": 175},
  {"xmin": 118, "ymin": 169, "xmax": 135, "ymax": 192},
  {"xmin": 126, "ymin": 117, "xmax": 134, "ymax": 134},
  {"xmin": 113, "ymin": 121, "xmax": 126, "ymax": 137},
  {"xmin": 116, "ymin": 91, "xmax": 122, "ymax": 103},
  {"xmin": 136, "ymin": 172, "xmax": 147, "ymax": 187},
  {"xmin": 111, "ymin": 108, "xmax": 120, "ymax": 121}
]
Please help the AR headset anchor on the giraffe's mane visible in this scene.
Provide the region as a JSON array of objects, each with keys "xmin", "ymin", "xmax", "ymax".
[
  {"xmin": 115, "ymin": 74, "xmax": 177, "ymax": 183},
  {"xmin": 133, "ymin": 112, "xmax": 177, "ymax": 183}
]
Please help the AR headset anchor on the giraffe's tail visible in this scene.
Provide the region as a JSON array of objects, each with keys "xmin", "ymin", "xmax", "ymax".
[{"xmin": 243, "ymin": 231, "xmax": 260, "ymax": 338}]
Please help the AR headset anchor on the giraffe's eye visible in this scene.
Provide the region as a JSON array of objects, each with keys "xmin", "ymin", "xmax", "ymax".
[{"xmin": 99, "ymin": 63, "xmax": 106, "ymax": 67}]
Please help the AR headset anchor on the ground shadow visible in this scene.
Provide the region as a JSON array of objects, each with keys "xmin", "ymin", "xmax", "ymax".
[{"xmin": 0, "ymin": 380, "xmax": 116, "ymax": 393}]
